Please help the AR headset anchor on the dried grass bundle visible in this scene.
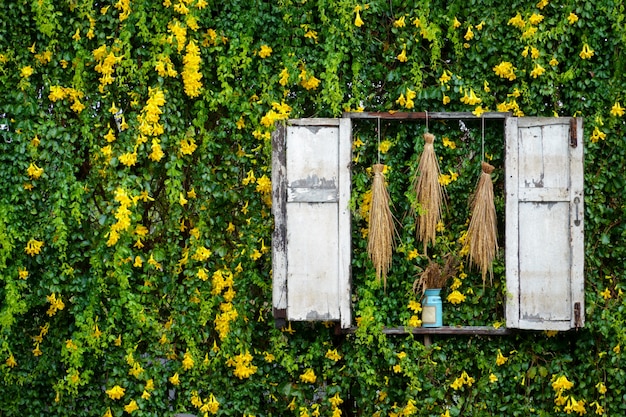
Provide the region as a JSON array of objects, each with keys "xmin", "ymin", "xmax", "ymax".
[
  {"xmin": 367, "ymin": 164, "xmax": 395, "ymax": 289},
  {"xmin": 467, "ymin": 161, "xmax": 498, "ymax": 286},
  {"xmin": 413, "ymin": 254, "xmax": 458, "ymax": 294},
  {"xmin": 412, "ymin": 132, "xmax": 444, "ymax": 255}
]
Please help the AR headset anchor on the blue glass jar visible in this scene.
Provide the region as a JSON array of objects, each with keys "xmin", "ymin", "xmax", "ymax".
[{"xmin": 422, "ymin": 288, "xmax": 443, "ymax": 327}]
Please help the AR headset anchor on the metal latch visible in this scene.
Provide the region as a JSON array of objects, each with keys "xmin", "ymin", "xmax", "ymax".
[{"xmin": 570, "ymin": 118, "xmax": 578, "ymax": 148}]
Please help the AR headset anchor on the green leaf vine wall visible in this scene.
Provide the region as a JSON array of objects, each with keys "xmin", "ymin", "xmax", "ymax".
[{"xmin": 1, "ymin": 0, "xmax": 625, "ymax": 416}]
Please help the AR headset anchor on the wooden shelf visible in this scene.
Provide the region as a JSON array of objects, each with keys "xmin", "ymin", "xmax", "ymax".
[
  {"xmin": 342, "ymin": 111, "xmax": 510, "ymax": 120},
  {"xmin": 340, "ymin": 325, "xmax": 513, "ymax": 336}
]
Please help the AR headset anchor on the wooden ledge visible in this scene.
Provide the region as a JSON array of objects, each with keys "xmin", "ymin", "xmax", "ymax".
[
  {"xmin": 339, "ymin": 325, "xmax": 513, "ymax": 336},
  {"xmin": 342, "ymin": 111, "xmax": 510, "ymax": 120}
]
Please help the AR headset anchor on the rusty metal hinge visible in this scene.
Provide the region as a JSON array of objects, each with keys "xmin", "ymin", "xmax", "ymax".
[
  {"xmin": 574, "ymin": 302, "xmax": 582, "ymax": 329},
  {"xmin": 570, "ymin": 118, "xmax": 578, "ymax": 148}
]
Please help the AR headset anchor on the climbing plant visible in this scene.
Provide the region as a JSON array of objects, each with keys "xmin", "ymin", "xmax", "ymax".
[{"xmin": 1, "ymin": 0, "xmax": 625, "ymax": 416}]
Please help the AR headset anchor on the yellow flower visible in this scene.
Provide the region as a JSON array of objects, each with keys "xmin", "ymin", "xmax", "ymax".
[
  {"xmin": 601, "ymin": 288, "xmax": 611, "ymax": 300},
  {"xmin": 259, "ymin": 45, "xmax": 272, "ymax": 58},
  {"xmin": 460, "ymin": 88, "xmax": 481, "ymax": 105},
  {"xmin": 611, "ymin": 102, "xmax": 625, "ymax": 117},
  {"xmin": 18, "ymin": 268, "xmax": 29, "ymax": 279},
  {"xmin": 439, "ymin": 70, "xmax": 451, "ymax": 84},
  {"xmin": 408, "ymin": 315, "xmax": 422, "ymax": 327},
  {"xmin": 393, "ymin": 16, "xmax": 406, "ymax": 28},
  {"xmin": 182, "ymin": 350, "xmax": 195, "ymax": 370},
  {"xmin": 169, "ymin": 372, "xmax": 180, "ymax": 385},
  {"xmin": 596, "ymin": 382, "xmax": 607, "ymax": 394},
  {"xmin": 614, "ymin": 344, "xmax": 621, "ymax": 354},
  {"xmin": 590, "ymin": 126, "xmax": 606, "ymax": 143},
  {"xmin": 141, "ymin": 390, "xmax": 151, "ymax": 400},
  {"xmin": 354, "ymin": 10, "xmax": 364, "ymax": 27},
  {"xmin": 447, "ymin": 290, "xmax": 466, "ymax": 305},
  {"xmin": 580, "ymin": 43, "xmax": 594, "ymax": 60},
  {"xmin": 473, "ymin": 105, "xmax": 487, "ymax": 117},
  {"xmin": 453, "ymin": 17, "xmax": 461, "ymax": 28},
  {"xmin": 508, "ymin": 13, "xmax": 525, "ymax": 29},
  {"xmin": 552, "ymin": 375, "xmax": 574, "ymax": 392},
  {"xmin": 6, "ymin": 354, "xmax": 17, "ymax": 368},
  {"xmin": 20, "ymin": 66, "xmax": 34, "ymax": 78},
  {"xmin": 442, "ymin": 136, "xmax": 456, "ymax": 149},
  {"xmin": 536, "ymin": 0, "xmax": 549, "ymax": 8},
  {"xmin": 105, "ymin": 385, "xmax": 126, "ymax": 400},
  {"xmin": 124, "ymin": 400, "xmax": 139, "ymax": 414},
  {"xmin": 464, "ymin": 26, "xmax": 474, "ymax": 41},
  {"xmin": 72, "ymin": 28, "xmax": 81, "ymax": 41},
  {"xmin": 227, "ymin": 351, "xmax": 257, "ymax": 379},
  {"xmin": 493, "ymin": 61, "xmax": 516, "ymax": 80},
  {"xmin": 256, "ymin": 175, "xmax": 271, "ymax": 194},
  {"xmin": 496, "ymin": 349, "xmax": 508, "ymax": 366},
  {"xmin": 264, "ymin": 352, "xmax": 275, "ymax": 362},
  {"xmin": 27, "ymin": 163, "xmax": 44, "ymax": 179},
  {"xmin": 528, "ymin": 13, "xmax": 544, "ymax": 25},
  {"xmin": 300, "ymin": 368, "xmax": 317, "ymax": 383},
  {"xmin": 549, "ymin": 57, "xmax": 559, "ymax": 66},
  {"xmin": 442, "ymin": 94, "xmax": 450, "ymax": 105},
  {"xmin": 407, "ymin": 248, "xmax": 418, "ymax": 260},
  {"xmin": 408, "ymin": 300, "xmax": 422, "ymax": 313},
  {"xmin": 396, "ymin": 46, "xmax": 408, "ymax": 62},
  {"xmin": 325, "ymin": 349, "xmax": 342, "ymax": 361},
  {"xmin": 180, "ymin": 138, "xmax": 197, "ymax": 155},
  {"xmin": 378, "ymin": 140, "xmax": 392, "ymax": 154},
  {"xmin": 489, "ymin": 373, "xmax": 498, "ymax": 383},
  {"xmin": 567, "ymin": 12, "xmax": 579, "ymax": 25},
  {"xmin": 530, "ymin": 63, "xmax": 545, "ymax": 78},
  {"xmin": 25, "ymin": 238, "xmax": 44, "ymax": 256},
  {"xmin": 329, "ymin": 393, "xmax": 343, "ymax": 408}
]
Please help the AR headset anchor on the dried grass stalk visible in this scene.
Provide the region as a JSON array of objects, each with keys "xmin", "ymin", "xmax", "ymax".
[
  {"xmin": 413, "ymin": 132, "xmax": 444, "ymax": 255},
  {"xmin": 413, "ymin": 254, "xmax": 458, "ymax": 294},
  {"xmin": 467, "ymin": 161, "xmax": 498, "ymax": 286},
  {"xmin": 367, "ymin": 164, "xmax": 395, "ymax": 289}
]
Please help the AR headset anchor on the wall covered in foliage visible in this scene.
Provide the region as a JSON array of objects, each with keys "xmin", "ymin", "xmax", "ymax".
[{"xmin": 1, "ymin": 0, "xmax": 625, "ymax": 416}]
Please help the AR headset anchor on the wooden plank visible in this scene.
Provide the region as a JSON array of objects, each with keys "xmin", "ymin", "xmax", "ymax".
[
  {"xmin": 271, "ymin": 124, "xmax": 288, "ymax": 314},
  {"xmin": 287, "ymin": 202, "xmax": 340, "ymax": 320},
  {"xmin": 516, "ymin": 117, "xmax": 571, "ymax": 127},
  {"xmin": 343, "ymin": 111, "xmax": 510, "ymax": 120},
  {"xmin": 338, "ymin": 117, "xmax": 352, "ymax": 329},
  {"xmin": 288, "ymin": 118, "xmax": 340, "ymax": 126},
  {"xmin": 570, "ymin": 117, "xmax": 585, "ymax": 328},
  {"xmin": 505, "ymin": 117, "xmax": 520, "ymax": 328},
  {"xmin": 340, "ymin": 326, "xmax": 513, "ymax": 335}
]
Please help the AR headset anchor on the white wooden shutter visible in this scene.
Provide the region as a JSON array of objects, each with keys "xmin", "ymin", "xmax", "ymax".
[
  {"xmin": 505, "ymin": 117, "xmax": 584, "ymax": 330},
  {"xmin": 272, "ymin": 118, "xmax": 352, "ymax": 328}
]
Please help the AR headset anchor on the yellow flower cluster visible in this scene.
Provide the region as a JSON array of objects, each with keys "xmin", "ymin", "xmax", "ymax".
[
  {"xmin": 396, "ymin": 87, "xmax": 416, "ymax": 109},
  {"xmin": 5, "ymin": 354, "xmax": 17, "ymax": 368},
  {"xmin": 493, "ymin": 61, "xmax": 517, "ymax": 81},
  {"xmin": 438, "ymin": 170, "xmax": 459, "ymax": 186},
  {"xmin": 590, "ymin": 126, "xmax": 606, "ymax": 143},
  {"xmin": 460, "ymin": 88, "xmax": 481, "ymax": 105},
  {"xmin": 260, "ymin": 101, "xmax": 292, "ymax": 127},
  {"xmin": 138, "ymin": 87, "xmax": 166, "ymax": 137},
  {"xmin": 191, "ymin": 391, "xmax": 220, "ymax": 415},
  {"xmin": 256, "ymin": 175, "xmax": 271, "ymax": 194},
  {"xmin": 107, "ymin": 188, "xmax": 136, "ymax": 246},
  {"xmin": 325, "ymin": 349, "xmax": 342, "ymax": 361},
  {"xmin": 114, "ymin": 0, "xmax": 131, "ymax": 21},
  {"xmin": 450, "ymin": 371, "xmax": 475, "ymax": 390},
  {"xmin": 213, "ymin": 268, "xmax": 238, "ymax": 339},
  {"xmin": 155, "ymin": 55, "xmax": 178, "ymax": 77},
  {"xmin": 26, "ymin": 162, "xmax": 44, "ymax": 180},
  {"xmin": 168, "ymin": 20, "xmax": 187, "ymax": 52},
  {"xmin": 106, "ymin": 384, "xmax": 126, "ymax": 400},
  {"xmin": 93, "ymin": 45, "xmax": 122, "ymax": 92},
  {"xmin": 495, "ymin": 349, "xmax": 508, "ymax": 366},
  {"xmin": 300, "ymin": 368, "xmax": 317, "ymax": 383},
  {"xmin": 446, "ymin": 290, "xmax": 466, "ymax": 305},
  {"xmin": 25, "ymin": 238, "xmax": 44, "ymax": 256},
  {"xmin": 226, "ymin": 351, "xmax": 257, "ymax": 379},
  {"xmin": 182, "ymin": 350, "xmax": 194, "ymax": 370},
  {"xmin": 530, "ymin": 63, "xmax": 546, "ymax": 78},
  {"xmin": 259, "ymin": 44, "xmax": 272, "ymax": 58},
  {"xmin": 579, "ymin": 43, "xmax": 594, "ymax": 60},
  {"xmin": 46, "ymin": 293, "xmax": 65, "ymax": 316},
  {"xmin": 552, "ymin": 375, "xmax": 586, "ymax": 414},
  {"xmin": 48, "ymin": 85, "xmax": 86, "ymax": 113},
  {"xmin": 299, "ymin": 67, "xmax": 320, "ymax": 90},
  {"xmin": 182, "ymin": 40, "xmax": 203, "ymax": 98}
]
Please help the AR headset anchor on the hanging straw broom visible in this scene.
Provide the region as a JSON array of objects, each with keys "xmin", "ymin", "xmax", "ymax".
[
  {"xmin": 467, "ymin": 161, "xmax": 498, "ymax": 286},
  {"xmin": 367, "ymin": 163, "xmax": 395, "ymax": 289},
  {"xmin": 412, "ymin": 132, "xmax": 444, "ymax": 255}
]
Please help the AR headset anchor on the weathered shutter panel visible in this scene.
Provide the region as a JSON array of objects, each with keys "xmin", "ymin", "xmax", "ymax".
[
  {"xmin": 272, "ymin": 118, "xmax": 352, "ymax": 328},
  {"xmin": 505, "ymin": 117, "xmax": 584, "ymax": 330}
]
